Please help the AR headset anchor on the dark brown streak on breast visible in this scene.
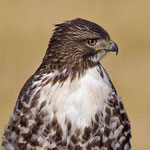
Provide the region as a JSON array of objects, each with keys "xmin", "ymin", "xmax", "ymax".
[{"xmin": 98, "ymin": 63, "xmax": 117, "ymax": 94}]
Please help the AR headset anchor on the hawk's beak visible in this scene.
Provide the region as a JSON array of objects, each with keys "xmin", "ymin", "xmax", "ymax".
[
  {"xmin": 105, "ymin": 40, "xmax": 118, "ymax": 55},
  {"xmin": 96, "ymin": 40, "xmax": 119, "ymax": 55}
]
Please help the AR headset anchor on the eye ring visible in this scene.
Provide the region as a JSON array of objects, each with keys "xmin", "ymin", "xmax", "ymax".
[{"xmin": 88, "ymin": 39, "xmax": 97, "ymax": 46}]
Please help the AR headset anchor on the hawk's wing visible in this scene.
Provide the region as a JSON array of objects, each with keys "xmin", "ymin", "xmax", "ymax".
[{"xmin": 2, "ymin": 65, "xmax": 131, "ymax": 150}]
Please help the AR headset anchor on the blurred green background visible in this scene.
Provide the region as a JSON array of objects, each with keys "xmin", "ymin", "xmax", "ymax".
[{"xmin": 0, "ymin": 0, "xmax": 150, "ymax": 149}]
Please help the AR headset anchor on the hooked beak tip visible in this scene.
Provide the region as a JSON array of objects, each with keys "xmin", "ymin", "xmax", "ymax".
[{"xmin": 107, "ymin": 41, "xmax": 118, "ymax": 56}]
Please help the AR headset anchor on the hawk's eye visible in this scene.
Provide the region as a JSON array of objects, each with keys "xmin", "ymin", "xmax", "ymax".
[{"xmin": 88, "ymin": 39, "xmax": 97, "ymax": 46}]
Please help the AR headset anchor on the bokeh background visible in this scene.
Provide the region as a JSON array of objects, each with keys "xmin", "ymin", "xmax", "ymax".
[{"xmin": 0, "ymin": 0, "xmax": 150, "ymax": 149}]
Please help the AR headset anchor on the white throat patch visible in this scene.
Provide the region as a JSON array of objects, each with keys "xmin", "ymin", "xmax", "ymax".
[{"xmin": 42, "ymin": 66, "xmax": 112, "ymax": 134}]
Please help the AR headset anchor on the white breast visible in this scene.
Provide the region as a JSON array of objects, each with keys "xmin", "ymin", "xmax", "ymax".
[{"xmin": 40, "ymin": 66, "xmax": 112, "ymax": 132}]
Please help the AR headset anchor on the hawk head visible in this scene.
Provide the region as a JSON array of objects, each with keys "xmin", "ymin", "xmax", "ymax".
[{"xmin": 42, "ymin": 18, "xmax": 118, "ymax": 72}]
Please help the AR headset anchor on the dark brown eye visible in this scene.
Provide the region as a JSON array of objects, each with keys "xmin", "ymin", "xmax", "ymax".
[{"xmin": 88, "ymin": 39, "xmax": 97, "ymax": 46}]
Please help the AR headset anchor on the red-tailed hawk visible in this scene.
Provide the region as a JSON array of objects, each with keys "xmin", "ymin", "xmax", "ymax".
[{"xmin": 2, "ymin": 18, "xmax": 131, "ymax": 150}]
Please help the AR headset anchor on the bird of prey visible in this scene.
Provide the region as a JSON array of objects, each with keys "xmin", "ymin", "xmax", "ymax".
[{"xmin": 2, "ymin": 18, "xmax": 131, "ymax": 150}]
